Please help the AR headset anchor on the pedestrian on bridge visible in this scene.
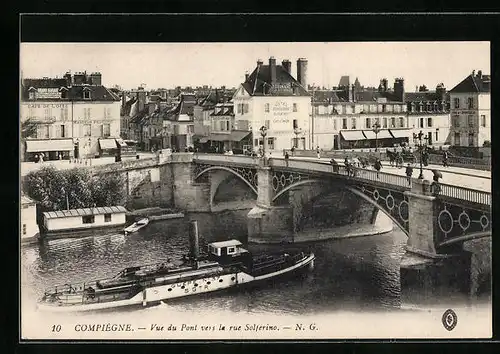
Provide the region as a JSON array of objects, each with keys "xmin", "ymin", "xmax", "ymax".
[
  {"xmin": 405, "ymin": 163, "xmax": 413, "ymax": 185},
  {"xmin": 374, "ymin": 158, "xmax": 382, "ymax": 179},
  {"xmin": 443, "ymin": 150, "xmax": 449, "ymax": 167},
  {"xmin": 316, "ymin": 146, "xmax": 321, "ymax": 159},
  {"xmin": 291, "ymin": 146, "xmax": 295, "ymax": 157},
  {"xmin": 330, "ymin": 158, "xmax": 339, "ymax": 173},
  {"xmin": 284, "ymin": 151, "xmax": 289, "ymax": 167}
]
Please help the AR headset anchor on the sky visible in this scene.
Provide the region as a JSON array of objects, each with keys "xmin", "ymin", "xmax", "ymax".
[{"xmin": 20, "ymin": 42, "xmax": 490, "ymax": 92}]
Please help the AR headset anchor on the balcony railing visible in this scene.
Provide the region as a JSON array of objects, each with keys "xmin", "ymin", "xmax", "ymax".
[{"xmin": 438, "ymin": 183, "xmax": 491, "ymax": 206}]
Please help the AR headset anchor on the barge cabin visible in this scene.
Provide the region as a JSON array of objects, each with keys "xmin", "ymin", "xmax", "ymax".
[{"xmin": 42, "ymin": 206, "xmax": 127, "ymax": 233}]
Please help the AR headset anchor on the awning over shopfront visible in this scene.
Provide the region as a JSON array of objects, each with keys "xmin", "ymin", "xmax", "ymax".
[
  {"xmin": 340, "ymin": 130, "xmax": 366, "ymax": 141},
  {"xmin": 389, "ymin": 130, "xmax": 411, "ymax": 139},
  {"xmin": 115, "ymin": 138, "xmax": 128, "ymax": 147},
  {"xmin": 203, "ymin": 131, "xmax": 252, "ymax": 142},
  {"xmin": 363, "ymin": 130, "xmax": 393, "ymax": 139},
  {"xmin": 98, "ymin": 139, "xmax": 118, "ymax": 150},
  {"xmin": 25, "ymin": 139, "xmax": 73, "ymax": 152}
]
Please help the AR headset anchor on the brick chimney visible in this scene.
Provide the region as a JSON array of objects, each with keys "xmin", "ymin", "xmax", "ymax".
[
  {"xmin": 297, "ymin": 58, "xmax": 308, "ymax": 89},
  {"xmin": 89, "ymin": 72, "xmax": 102, "ymax": 86},
  {"xmin": 477, "ymin": 70, "xmax": 482, "ymax": 78},
  {"xmin": 73, "ymin": 72, "xmax": 86, "ymax": 85},
  {"xmin": 269, "ymin": 57, "xmax": 276, "ymax": 83},
  {"xmin": 63, "ymin": 71, "xmax": 72, "ymax": 86},
  {"xmin": 394, "ymin": 78, "xmax": 405, "ymax": 102},
  {"xmin": 136, "ymin": 87, "xmax": 146, "ymax": 112},
  {"xmin": 245, "ymin": 72, "xmax": 249, "ymax": 81},
  {"xmin": 282, "ymin": 59, "xmax": 291, "ymax": 74},
  {"xmin": 257, "ymin": 59, "xmax": 263, "ymax": 69}
]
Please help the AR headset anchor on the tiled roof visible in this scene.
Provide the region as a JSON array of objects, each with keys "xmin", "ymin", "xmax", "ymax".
[
  {"xmin": 163, "ymin": 96, "xmax": 196, "ymax": 121},
  {"xmin": 21, "ymin": 83, "xmax": 120, "ymax": 102},
  {"xmin": 338, "ymin": 76, "xmax": 350, "ymax": 87},
  {"xmin": 241, "ymin": 64, "xmax": 309, "ymax": 96},
  {"xmin": 355, "ymin": 90, "xmax": 401, "ymax": 102},
  {"xmin": 23, "ymin": 78, "xmax": 68, "ymax": 89},
  {"xmin": 43, "ymin": 206, "xmax": 128, "ymax": 219},
  {"xmin": 312, "ymin": 90, "xmax": 343, "ymax": 103},
  {"xmin": 449, "ymin": 74, "xmax": 491, "ymax": 93},
  {"xmin": 405, "ymin": 92, "xmax": 444, "ymax": 102},
  {"xmin": 121, "ymin": 97, "xmax": 137, "ymax": 116}
]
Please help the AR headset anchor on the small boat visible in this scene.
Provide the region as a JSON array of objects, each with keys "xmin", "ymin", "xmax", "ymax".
[
  {"xmin": 123, "ymin": 218, "xmax": 149, "ymax": 234},
  {"xmin": 38, "ymin": 221, "xmax": 315, "ymax": 312}
]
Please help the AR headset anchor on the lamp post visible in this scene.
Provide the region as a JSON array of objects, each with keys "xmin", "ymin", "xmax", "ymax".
[
  {"xmin": 294, "ymin": 127, "xmax": 303, "ymax": 149},
  {"xmin": 413, "ymin": 130, "xmax": 428, "ymax": 179},
  {"xmin": 260, "ymin": 125, "xmax": 268, "ymax": 161},
  {"xmin": 372, "ymin": 121, "xmax": 381, "ymax": 152}
]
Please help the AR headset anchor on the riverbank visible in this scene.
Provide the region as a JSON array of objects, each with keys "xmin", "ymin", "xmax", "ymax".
[{"xmin": 126, "ymin": 207, "xmax": 184, "ymax": 221}]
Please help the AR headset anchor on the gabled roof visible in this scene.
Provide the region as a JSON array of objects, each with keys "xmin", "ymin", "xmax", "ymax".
[
  {"xmin": 338, "ymin": 76, "xmax": 350, "ymax": 87},
  {"xmin": 241, "ymin": 64, "xmax": 309, "ymax": 96},
  {"xmin": 164, "ymin": 96, "xmax": 196, "ymax": 121},
  {"xmin": 450, "ymin": 73, "xmax": 491, "ymax": 93},
  {"xmin": 21, "ymin": 82, "xmax": 120, "ymax": 102}
]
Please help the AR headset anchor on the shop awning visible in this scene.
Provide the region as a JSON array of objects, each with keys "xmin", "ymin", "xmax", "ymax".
[
  {"xmin": 99, "ymin": 139, "xmax": 118, "ymax": 150},
  {"xmin": 203, "ymin": 131, "xmax": 252, "ymax": 142},
  {"xmin": 363, "ymin": 130, "xmax": 393, "ymax": 139},
  {"xmin": 115, "ymin": 138, "xmax": 128, "ymax": 147},
  {"xmin": 340, "ymin": 130, "xmax": 366, "ymax": 141},
  {"xmin": 25, "ymin": 139, "xmax": 73, "ymax": 152},
  {"xmin": 389, "ymin": 130, "xmax": 410, "ymax": 139}
]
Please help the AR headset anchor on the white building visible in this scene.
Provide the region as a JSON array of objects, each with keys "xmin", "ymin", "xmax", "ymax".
[
  {"xmin": 21, "ymin": 195, "xmax": 39, "ymax": 243},
  {"xmin": 449, "ymin": 70, "xmax": 491, "ymax": 147},
  {"xmin": 233, "ymin": 57, "xmax": 311, "ymax": 151},
  {"xmin": 20, "ymin": 72, "xmax": 121, "ymax": 160}
]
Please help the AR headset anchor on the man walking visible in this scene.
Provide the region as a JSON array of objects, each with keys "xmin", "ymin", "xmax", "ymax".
[
  {"xmin": 291, "ymin": 146, "xmax": 295, "ymax": 157},
  {"xmin": 443, "ymin": 150, "xmax": 449, "ymax": 167},
  {"xmin": 284, "ymin": 151, "xmax": 289, "ymax": 167},
  {"xmin": 405, "ymin": 163, "xmax": 413, "ymax": 185},
  {"xmin": 374, "ymin": 158, "xmax": 382, "ymax": 179}
]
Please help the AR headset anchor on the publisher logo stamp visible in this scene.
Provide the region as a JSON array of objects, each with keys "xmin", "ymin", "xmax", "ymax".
[{"xmin": 442, "ymin": 309, "xmax": 458, "ymax": 331}]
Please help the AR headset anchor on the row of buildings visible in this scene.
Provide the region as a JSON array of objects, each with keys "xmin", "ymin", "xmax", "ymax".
[{"xmin": 20, "ymin": 60, "xmax": 490, "ymax": 161}]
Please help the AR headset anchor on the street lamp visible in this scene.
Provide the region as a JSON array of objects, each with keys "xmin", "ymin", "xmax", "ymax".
[
  {"xmin": 413, "ymin": 130, "xmax": 428, "ymax": 180},
  {"xmin": 372, "ymin": 121, "xmax": 381, "ymax": 152},
  {"xmin": 259, "ymin": 125, "xmax": 268, "ymax": 159},
  {"xmin": 294, "ymin": 127, "xmax": 303, "ymax": 149}
]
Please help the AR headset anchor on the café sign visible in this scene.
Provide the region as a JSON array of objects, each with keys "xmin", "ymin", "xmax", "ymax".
[
  {"xmin": 26, "ymin": 103, "xmax": 69, "ymax": 109},
  {"xmin": 36, "ymin": 88, "xmax": 61, "ymax": 99}
]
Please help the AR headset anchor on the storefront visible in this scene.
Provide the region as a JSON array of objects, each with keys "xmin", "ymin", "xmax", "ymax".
[
  {"xmin": 98, "ymin": 138, "xmax": 119, "ymax": 157},
  {"xmin": 339, "ymin": 131, "xmax": 367, "ymax": 149},
  {"xmin": 25, "ymin": 138, "xmax": 74, "ymax": 161},
  {"xmin": 388, "ymin": 129, "xmax": 411, "ymax": 147},
  {"xmin": 199, "ymin": 131, "xmax": 252, "ymax": 154},
  {"xmin": 363, "ymin": 129, "xmax": 395, "ymax": 149}
]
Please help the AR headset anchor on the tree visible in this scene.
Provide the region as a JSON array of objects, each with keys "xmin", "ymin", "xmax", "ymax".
[
  {"xmin": 90, "ymin": 172, "xmax": 126, "ymax": 207},
  {"xmin": 23, "ymin": 165, "xmax": 69, "ymax": 210},
  {"xmin": 21, "ymin": 118, "xmax": 38, "ymax": 139}
]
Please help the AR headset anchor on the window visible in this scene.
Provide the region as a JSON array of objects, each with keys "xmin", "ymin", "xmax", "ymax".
[
  {"xmin": 103, "ymin": 123, "xmax": 110, "ymax": 137},
  {"xmin": 467, "ymin": 115, "xmax": 474, "ymax": 127},
  {"xmin": 264, "ymin": 103, "xmax": 270, "ymax": 113},
  {"xmin": 481, "ymin": 115, "xmax": 486, "ymax": 127},
  {"xmin": 61, "ymin": 90, "xmax": 67, "ymax": 99},
  {"xmin": 29, "ymin": 91, "xmax": 36, "ymax": 100},
  {"xmin": 226, "ymin": 121, "xmax": 230, "ymax": 131},
  {"xmin": 351, "ymin": 105, "xmax": 356, "ymax": 113},
  {"xmin": 391, "ymin": 117, "xmax": 396, "ymax": 128},
  {"xmin": 254, "ymin": 138, "xmax": 259, "ymax": 146},
  {"xmin": 265, "ymin": 120, "xmax": 270, "ymax": 129},
  {"xmin": 435, "ymin": 131, "xmax": 439, "ymax": 141},
  {"xmin": 468, "ymin": 133, "xmax": 475, "ymax": 146},
  {"xmin": 237, "ymin": 104, "xmax": 242, "ymax": 114},
  {"xmin": 333, "ymin": 119, "xmax": 337, "ymax": 130},
  {"xmin": 188, "ymin": 125, "xmax": 194, "ymax": 133},
  {"xmin": 60, "ymin": 125, "xmax": 65, "ymax": 138},
  {"xmin": 342, "ymin": 118, "xmax": 347, "ymax": 129},
  {"xmin": 22, "ymin": 224, "xmax": 26, "ymax": 235},
  {"xmin": 420, "ymin": 118, "xmax": 424, "ymax": 128},
  {"xmin": 82, "ymin": 215, "xmax": 95, "ymax": 224},
  {"xmin": 381, "ymin": 104, "xmax": 386, "ymax": 113},
  {"xmin": 314, "ymin": 106, "xmax": 319, "ymax": 115},
  {"xmin": 454, "ymin": 98, "xmax": 460, "ymax": 109},
  {"xmin": 293, "ymin": 103, "xmax": 297, "ymax": 112},
  {"xmin": 84, "ymin": 107, "xmax": 91, "ymax": 120},
  {"xmin": 228, "ymin": 247, "xmax": 235, "ymax": 254},
  {"xmin": 244, "ymin": 104, "xmax": 249, "ymax": 114},
  {"xmin": 292, "ymin": 119, "xmax": 298, "ymax": 129},
  {"xmin": 365, "ymin": 118, "xmax": 371, "ymax": 129},
  {"xmin": 61, "ymin": 107, "xmax": 68, "ymax": 121},
  {"xmin": 98, "ymin": 124, "xmax": 104, "ymax": 137},
  {"xmin": 399, "ymin": 117, "xmax": 404, "ymax": 128},
  {"xmin": 42, "ymin": 125, "xmax": 50, "ymax": 139},
  {"xmin": 84, "ymin": 90, "xmax": 91, "ymax": 99},
  {"xmin": 363, "ymin": 104, "xmax": 369, "ymax": 113},
  {"xmin": 104, "ymin": 214, "xmax": 112, "ymax": 222},
  {"xmin": 383, "ymin": 117, "xmax": 388, "ymax": 128},
  {"xmin": 351, "ymin": 118, "xmax": 356, "ymax": 129},
  {"xmin": 342, "ymin": 105, "xmax": 346, "ymax": 114},
  {"xmin": 467, "ymin": 97, "xmax": 474, "ymax": 109},
  {"xmin": 83, "ymin": 124, "xmax": 91, "ymax": 136},
  {"xmin": 267, "ymin": 137, "xmax": 275, "ymax": 149},
  {"xmin": 427, "ymin": 117, "xmax": 433, "ymax": 127},
  {"xmin": 454, "ymin": 132, "xmax": 461, "ymax": 146}
]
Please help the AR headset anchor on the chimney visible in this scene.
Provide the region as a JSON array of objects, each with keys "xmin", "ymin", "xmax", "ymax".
[
  {"xmin": 282, "ymin": 59, "xmax": 292, "ymax": 74},
  {"xmin": 137, "ymin": 87, "xmax": 146, "ymax": 112},
  {"xmin": 297, "ymin": 58, "xmax": 308, "ymax": 89},
  {"xmin": 349, "ymin": 84, "xmax": 355, "ymax": 102},
  {"xmin": 245, "ymin": 72, "xmax": 249, "ymax": 81},
  {"xmin": 121, "ymin": 91, "xmax": 126, "ymax": 108},
  {"xmin": 269, "ymin": 57, "xmax": 277, "ymax": 83},
  {"xmin": 472, "ymin": 70, "xmax": 475, "ymax": 76},
  {"xmin": 63, "ymin": 71, "xmax": 72, "ymax": 86},
  {"xmin": 90, "ymin": 72, "xmax": 102, "ymax": 86},
  {"xmin": 257, "ymin": 59, "xmax": 263, "ymax": 69},
  {"xmin": 73, "ymin": 72, "xmax": 85, "ymax": 85},
  {"xmin": 394, "ymin": 78, "xmax": 405, "ymax": 102},
  {"xmin": 477, "ymin": 70, "xmax": 482, "ymax": 78},
  {"xmin": 436, "ymin": 83, "xmax": 446, "ymax": 101}
]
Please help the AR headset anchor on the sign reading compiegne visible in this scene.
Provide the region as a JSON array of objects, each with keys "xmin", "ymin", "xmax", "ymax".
[{"xmin": 273, "ymin": 101, "xmax": 292, "ymax": 125}]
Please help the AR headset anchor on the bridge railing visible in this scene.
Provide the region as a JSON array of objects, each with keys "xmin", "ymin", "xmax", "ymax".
[
  {"xmin": 269, "ymin": 158, "xmax": 411, "ymax": 188},
  {"xmin": 437, "ymin": 183, "xmax": 491, "ymax": 205},
  {"xmin": 193, "ymin": 153, "xmax": 258, "ymax": 166}
]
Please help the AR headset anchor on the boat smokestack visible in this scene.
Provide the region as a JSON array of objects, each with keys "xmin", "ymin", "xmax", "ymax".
[{"xmin": 188, "ymin": 220, "xmax": 200, "ymax": 260}]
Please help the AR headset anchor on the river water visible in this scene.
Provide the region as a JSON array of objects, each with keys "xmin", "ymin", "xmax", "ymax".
[{"xmin": 21, "ymin": 210, "xmax": 485, "ymax": 317}]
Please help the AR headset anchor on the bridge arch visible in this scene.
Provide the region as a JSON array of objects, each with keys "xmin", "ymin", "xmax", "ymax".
[
  {"xmin": 195, "ymin": 166, "xmax": 258, "ymax": 201},
  {"xmin": 438, "ymin": 231, "xmax": 491, "ymax": 248},
  {"xmin": 272, "ymin": 178, "xmax": 408, "ymax": 235}
]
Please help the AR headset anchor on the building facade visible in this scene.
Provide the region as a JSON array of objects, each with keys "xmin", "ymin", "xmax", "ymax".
[
  {"xmin": 21, "ymin": 71, "xmax": 121, "ymax": 160},
  {"xmin": 233, "ymin": 57, "xmax": 311, "ymax": 152},
  {"xmin": 449, "ymin": 70, "xmax": 491, "ymax": 147},
  {"xmin": 162, "ymin": 93, "xmax": 196, "ymax": 151},
  {"xmin": 21, "ymin": 195, "xmax": 40, "ymax": 242}
]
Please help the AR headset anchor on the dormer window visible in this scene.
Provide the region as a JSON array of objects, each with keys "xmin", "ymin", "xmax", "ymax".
[
  {"xmin": 83, "ymin": 87, "xmax": 91, "ymax": 100},
  {"xmin": 59, "ymin": 86, "xmax": 69, "ymax": 99},
  {"xmin": 28, "ymin": 87, "xmax": 37, "ymax": 100}
]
